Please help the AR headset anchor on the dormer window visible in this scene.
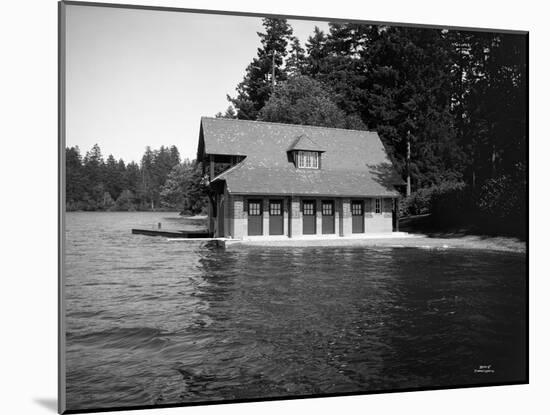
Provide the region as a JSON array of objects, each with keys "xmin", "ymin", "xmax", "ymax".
[
  {"xmin": 287, "ymin": 134, "xmax": 325, "ymax": 170},
  {"xmin": 297, "ymin": 151, "xmax": 319, "ymax": 169}
]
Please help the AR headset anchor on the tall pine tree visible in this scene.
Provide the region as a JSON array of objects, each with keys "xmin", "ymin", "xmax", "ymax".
[
  {"xmin": 285, "ymin": 37, "xmax": 306, "ymax": 77},
  {"xmin": 228, "ymin": 18, "xmax": 294, "ymax": 120},
  {"xmin": 304, "ymin": 26, "xmax": 329, "ymax": 78}
]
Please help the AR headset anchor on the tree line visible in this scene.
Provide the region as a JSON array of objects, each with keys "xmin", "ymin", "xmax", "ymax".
[
  {"xmin": 218, "ymin": 19, "xmax": 527, "ymax": 236},
  {"xmin": 65, "ymin": 144, "xmax": 207, "ymax": 213}
]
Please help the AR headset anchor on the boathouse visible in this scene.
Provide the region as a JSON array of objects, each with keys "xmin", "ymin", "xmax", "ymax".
[{"xmin": 197, "ymin": 117, "xmax": 404, "ymax": 239}]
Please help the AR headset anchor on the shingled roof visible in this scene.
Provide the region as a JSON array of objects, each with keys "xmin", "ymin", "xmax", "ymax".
[{"xmin": 197, "ymin": 117, "xmax": 403, "ymax": 197}]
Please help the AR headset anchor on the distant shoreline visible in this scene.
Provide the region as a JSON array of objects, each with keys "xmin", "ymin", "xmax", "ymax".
[{"xmin": 65, "ymin": 210, "xmax": 206, "ymax": 218}]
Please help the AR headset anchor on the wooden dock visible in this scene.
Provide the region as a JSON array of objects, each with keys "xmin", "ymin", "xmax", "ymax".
[{"xmin": 131, "ymin": 229, "xmax": 213, "ymax": 238}]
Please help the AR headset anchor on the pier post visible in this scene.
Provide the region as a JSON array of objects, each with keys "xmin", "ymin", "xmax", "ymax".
[
  {"xmin": 316, "ymin": 199, "xmax": 322, "ymax": 235},
  {"xmin": 232, "ymin": 196, "xmax": 245, "ymax": 239},
  {"xmin": 262, "ymin": 198, "xmax": 269, "ymax": 237},
  {"xmin": 283, "ymin": 197, "xmax": 289, "ymax": 237},
  {"xmin": 342, "ymin": 198, "xmax": 352, "ymax": 236},
  {"xmin": 290, "ymin": 197, "xmax": 301, "ymax": 238}
]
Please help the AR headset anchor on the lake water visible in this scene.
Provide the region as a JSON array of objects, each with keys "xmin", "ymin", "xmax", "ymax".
[{"xmin": 64, "ymin": 212, "xmax": 527, "ymax": 411}]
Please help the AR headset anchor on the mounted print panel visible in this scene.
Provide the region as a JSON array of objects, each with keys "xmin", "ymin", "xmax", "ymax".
[{"xmin": 59, "ymin": 1, "xmax": 528, "ymax": 413}]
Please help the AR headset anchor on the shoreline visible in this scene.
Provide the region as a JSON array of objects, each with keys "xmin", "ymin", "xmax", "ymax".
[{"xmin": 220, "ymin": 234, "xmax": 526, "ymax": 253}]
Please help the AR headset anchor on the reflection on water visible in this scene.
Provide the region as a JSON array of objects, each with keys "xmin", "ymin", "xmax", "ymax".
[{"xmin": 64, "ymin": 212, "xmax": 527, "ymax": 411}]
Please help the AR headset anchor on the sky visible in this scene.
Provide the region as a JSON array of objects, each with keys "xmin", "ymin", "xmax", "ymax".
[{"xmin": 65, "ymin": 4, "xmax": 329, "ymax": 163}]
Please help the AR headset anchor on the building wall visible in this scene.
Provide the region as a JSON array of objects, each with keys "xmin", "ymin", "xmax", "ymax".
[
  {"xmin": 224, "ymin": 195, "xmax": 396, "ymax": 239},
  {"xmin": 364, "ymin": 197, "xmax": 393, "ymax": 233}
]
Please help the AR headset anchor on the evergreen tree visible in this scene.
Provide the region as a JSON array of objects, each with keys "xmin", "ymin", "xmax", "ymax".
[
  {"xmin": 65, "ymin": 146, "xmax": 85, "ymax": 208},
  {"xmin": 215, "ymin": 106, "xmax": 237, "ymax": 119},
  {"xmin": 117, "ymin": 159, "xmax": 128, "ymax": 192},
  {"xmin": 168, "ymin": 145, "xmax": 181, "ymax": 167},
  {"xmin": 152, "ymin": 146, "xmax": 174, "ymax": 186},
  {"xmin": 125, "ymin": 161, "xmax": 141, "ymax": 196},
  {"xmin": 358, "ymin": 26, "xmax": 463, "ymax": 188},
  {"xmin": 446, "ymin": 31, "xmax": 526, "ymax": 185},
  {"xmin": 304, "ymin": 26, "xmax": 329, "ymax": 77},
  {"xmin": 140, "ymin": 146, "xmax": 155, "ymax": 209},
  {"xmin": 83, "ymin": 144, "xmax": 104, "ymax": 187},
  {"xmin": 104, "ymin": 154, "xmax": 124, "ymax": 200},
  {"xmin": 83, "ymin": 144, "xmax": 105, "ymax": 204},
  {"xmin": 315, "ymin": 23, "xmax": 370, "ymax": 117},
  {"xmin": 228, "ymin": 18, "xmax": 294, "ymax": 120},
  {"xmin": 160, "ymin": 160, "xmax": 207, "ymax": 214},
  {"xmin": 285, "ymin": 37, "xmax": 306, "ymax": 77}
]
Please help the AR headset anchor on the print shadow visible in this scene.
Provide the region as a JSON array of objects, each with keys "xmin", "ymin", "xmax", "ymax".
[{"xmin": 34, "ymin": 398, "xmax": 57, "ymax": 413}]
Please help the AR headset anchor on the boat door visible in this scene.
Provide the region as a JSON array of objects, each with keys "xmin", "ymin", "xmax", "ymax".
[
  {"xmin": 302, "ymin": 200, "xmax": 316, "ymax": 235},
  {"xmin": 269, "ymin": 200, "xmax": 284, "ymax": 235},
  {"xmin": 351, "ymin": 200, "xmax": 364, "ymax": 233},
  {"xmin": 321, "ymin": 200, "xmax": 335, "ymax": 234},
  {"xmin": 247, "ymin": 199, "xmax": 263, "ymax": 236}
]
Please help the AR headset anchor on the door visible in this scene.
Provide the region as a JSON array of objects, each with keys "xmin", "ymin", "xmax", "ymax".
[
  {"xmin": 269, "ymin": 200, "xmax": 284, "ymax": 235},
  {"xmin": 352, "ymin": 200, "xmax": 364, "ymax": 233},
  {"xmin": 322, "ymin": 200, "xmax": 335, "ymax": 234},
  {"xmin": 302, "ymin": 200, "xmax": 316, "ymax": 235},
  {"xmin": 247, "ymin": 199, "xmax": 263, "ymax": 236}
]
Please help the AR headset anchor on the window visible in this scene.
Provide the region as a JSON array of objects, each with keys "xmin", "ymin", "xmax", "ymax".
[
  {"xmin": 375, "ymin": 198, "xmax": 381, "ymax": 214},
  {"xmin": 248, "ymin": 200, "xmax": 262, "ymax": 216},
  {"xmin": 269, "ymin": 200, "xmax": 282, "ymax": 216},
  {"xmin": 296, "ymin": 151, "xmax": 319, "ymax": 169},
  {"xmin": 322, "ymin": 201, "xmax": 334, "ymax": 216},
  {"xmin": 352, "ymin": 201, "xmax": 363, "ymax": 216},
  {"xmin": 303, "ymin": 200, "xmax": 315, "ymax": 216}
]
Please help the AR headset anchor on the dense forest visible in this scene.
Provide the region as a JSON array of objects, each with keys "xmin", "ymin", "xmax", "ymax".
[
  {"xmin": 67, "ymin": 19, "xmax": 526, "ymax": 237},
  {"xmin": 65, "ymin": 144, "xmax": 207, "ymax": 214}
]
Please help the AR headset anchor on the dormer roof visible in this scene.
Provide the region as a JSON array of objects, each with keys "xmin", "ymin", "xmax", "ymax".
[{"xmin": 287, "ymin": 134, "xmax": 326, "ymax": 153}]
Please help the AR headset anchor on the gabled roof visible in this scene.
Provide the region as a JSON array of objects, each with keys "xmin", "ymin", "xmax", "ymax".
[
  {"xmin": 198, "ymin": 117, "xmax": 404, "ymax": 197},
  {"xmin": 287, "ymin": 134, "xmax": 325, "ymax": 152}
]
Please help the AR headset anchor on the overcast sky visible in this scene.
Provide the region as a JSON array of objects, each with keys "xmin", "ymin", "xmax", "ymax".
[{"xmin": 65, "ymin": 4, "xmax": 329, "ymax": 163}]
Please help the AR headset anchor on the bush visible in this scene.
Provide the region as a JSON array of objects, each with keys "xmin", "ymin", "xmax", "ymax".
[
  {"xmin": 430, "ymin": 181, "xmax": 473, "ymax": 228},
  {"xmin": 400, "ymin": 181, "xmax": 468, "ymax": 218},
  {"xmin": 477, "ymin": 175, "xmax": 522, "ymax": 219},
  {"xmin": 399, "ymin": 187, "xmax": 433, "ymax": 216},
  {"xmin": 401, "ymin": 176, "xmax": 526, "ymax": 238},
  {"xmin": 475, "ymin": 175, "xmax": 526, "ymax": 237}
]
